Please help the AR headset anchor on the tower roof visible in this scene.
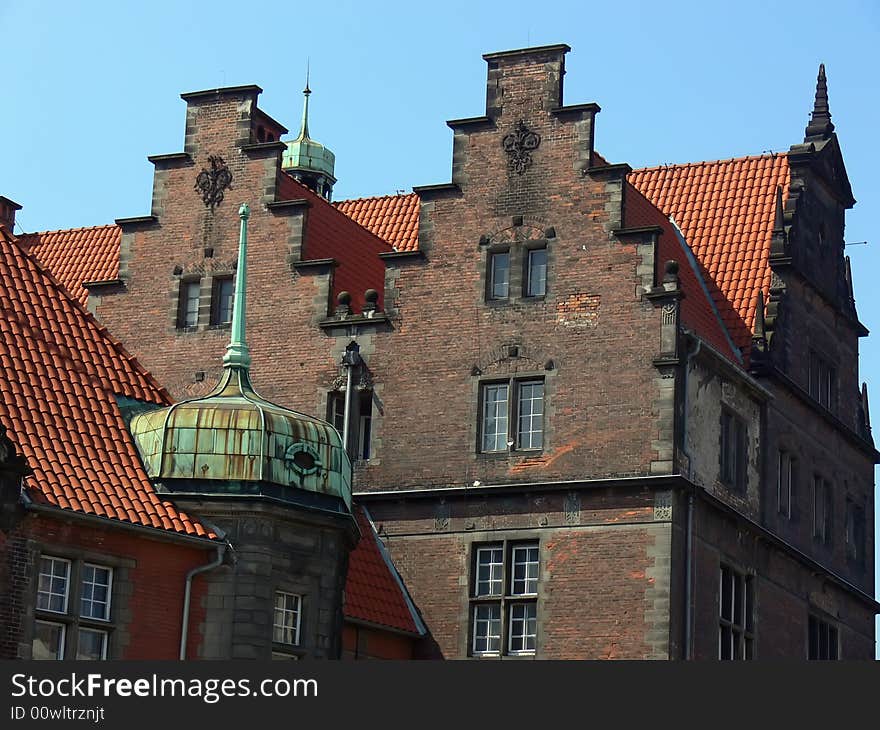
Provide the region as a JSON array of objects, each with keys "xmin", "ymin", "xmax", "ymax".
[
  {"xmin": 129, "ymin": 204, "xmax": 352, "ymax": 511},
  {"xmin": 282, "ymin": 79, "xmax": 336, "ymax": 184}
]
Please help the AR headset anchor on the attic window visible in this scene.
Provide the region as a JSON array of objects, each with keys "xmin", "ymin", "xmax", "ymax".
[{"xmin": 257, "ymin": 125, "xmax": 266, "ymax": 143}]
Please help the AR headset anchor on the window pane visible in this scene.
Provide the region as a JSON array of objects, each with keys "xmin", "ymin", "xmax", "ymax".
[
  {"xmin": 273, "ymin": 592, "xmax": 301, "ymax": 645},
  {"xmin": 180, "ymin": 281, "xmax": 200, "ymax": 328},
  {"xmin": 527, "ymin": 249, "xmax": 547, "ymax": 297},
  {"xmin": 511, "ymin": 544, "xmax": 539, "ymax": 595},
  {"xmin": 32, "ymin": 621, "xmax": 64, "ymax": 660},
  {"xmin": 37, "ymin": 557, "xmax": 69, "ymax": 614},
  {"xmin": 80, "ymin": 564, "xmax": 112, "ymax": 620},
  {"xmin": 472, "ymin": 604, "xmax": 501, "ymax": 654},
  {"xmin": 489, "ymin": 252, "xmax": 510, "ymax": 299},
  {"xmin": 720, "ymin": 565, "xmax": 731, "ymax": 621},
  {"xmin": 482, "ymin": 384, "xmax": 509, "ymax": 452},
  {"xmin": 475, "ymin": 547, "xmax": 503, "ymax": 596},
  {"xmin": 218, "ymin": 279, "xmax": 234, "ymax": 323},
  {"xmin": 76, "ymin": 629, "xmax": 107, "ymax": 660},
  {"xmin": 517, "ymin": 381, "xmax": 544, "ymax": 450},
  {"xmin": 508, "ymin": 603, "xmax": 537, "ymax": 654}
]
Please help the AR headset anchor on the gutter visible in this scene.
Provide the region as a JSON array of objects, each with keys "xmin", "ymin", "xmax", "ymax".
[
  {"xmin": 22, "ymin": 496, "xmax": 218, "ymax": 548},
  {"xmin": 680, "ymin": 337, "xmax": 701, "ymax": 660},
  {"xmin": 180, "ymin": 542, "xmax": 229, "ymax": 660}
]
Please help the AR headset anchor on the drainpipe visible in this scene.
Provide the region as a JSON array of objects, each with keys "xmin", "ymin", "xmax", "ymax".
[
  {"xmin": 341, "ymin": 340, "xmax": 361, "ymax": 455},
  {"xmin": 180, "ymin": 543, "xmax": 226, "ymax": 660},
  {"xmin": 681, "ymin": 335, "xmax": 701, "ymax": 660}
]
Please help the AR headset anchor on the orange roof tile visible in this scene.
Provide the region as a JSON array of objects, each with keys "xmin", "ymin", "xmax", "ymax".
[
  {"xmin": 344, "ymin": 505, "xmax": 423, "ymax": 635},
  {"xmin": 0, "ymin": 225, "xmax": 211, "ymax": 539},
  {"xmin": 334, "ymin": 193, "xmax": 420, "ymax": 252},
  {"xmin": 630, "ymin": 154, "xmax": 790, "ymax": 357},
  {"xmin": 21, "ymin": 225, "xmax": 120, "ymax": 307},
  {"xmin": 625, "ymin": 183, "xmax": 739, "ymax": 362}
]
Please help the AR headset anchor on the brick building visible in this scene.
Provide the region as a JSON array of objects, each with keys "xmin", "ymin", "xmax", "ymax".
[{"xmin": 3, "ymin": 44, "xmax": 876, "ymax": 659}]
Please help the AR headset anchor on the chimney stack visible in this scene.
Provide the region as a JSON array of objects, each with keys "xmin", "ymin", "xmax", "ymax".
[{"xmin": 0, "ymin": 197, "xmax": 22, "ymax": 233}]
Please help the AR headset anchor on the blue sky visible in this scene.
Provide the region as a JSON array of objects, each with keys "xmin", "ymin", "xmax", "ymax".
[{"xmin": 2, "ymin": 0, "xmax": 880, "ymax": 644}]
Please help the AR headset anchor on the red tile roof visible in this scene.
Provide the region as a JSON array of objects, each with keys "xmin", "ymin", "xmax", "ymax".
[
  {"xmin": 625, "ymin": 182, "xmax": 740, "ymax": 362},
  {"xmin": 0, "ymin": 225, "xmax": 212, "ymax": 539},
  {"xmin": 344, "ymin": 505, "xmax": 423, "ymax": 635},
  {"xmin": 21, "ymin": 154, "xmax": 790, "ymax": 366},
  {"xmin": 334, "ymin": 193, "xmax": 421, "ymax": 252},
  {"xmin": 630, "ymin": 154, "xmax": 790, "ymax": 356},
  {"xmin": 21, "ymin": 225, "xmax": 120, "ymax": 307}
]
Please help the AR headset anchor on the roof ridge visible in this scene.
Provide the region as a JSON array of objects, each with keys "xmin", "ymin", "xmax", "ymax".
[
  {"xmin": 3, "ymin": 227, "xmax": 171, "ymax": 404},
  {"xmin": 18, "ymin": 222, "xmax": 120, "ymax": 238},
  {"xmin": 334, "ymin": 191, "xmax": 419, "ymax": 205},
  {"xmin": 633, "ymin": 151, "xmax": 788, "ymax": 174}
]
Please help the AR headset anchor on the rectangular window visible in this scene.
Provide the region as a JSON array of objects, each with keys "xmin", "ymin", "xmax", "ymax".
[
  {"xmin": 517, "ymin": 381, "xmax": 544, "ymax": 450},
  {"xmin": 809, "ymin": 351, "xmax": 836, "ymax": 412},
  {"xmin": 488, "ymin": 251, "xmax": 510, "ymax": 300},
  {"xmin": 720, "ymin": 409, "xmax": 747, "ymax": 491},
  {"xmin": 80, "ymin": 564, "xmax": 112, "ymax": 621},
  {"xmin": 718, "ymin": 564, "xmax": 755, "ymax": 660},
  {"xmin": 210, "ymin": 277, "xmax": 234, "ymax": 326},
  {"xmin": 508, "ymin": 603, "xmax": 537, "ymax": 654},
  {"xmin": 37, "ymin": 557, "xmax": 70, "ymax": 614},
  {"xmin": 34, "ymin": 556, "xmax": 114, "ymax": 661},
  {"xmin": 273, "ymin": 592, "xmax": 302, "ymax": 646},
  {"xmin": 812, "ymin": 476, "xmax": 833, "ymax": 546},
  {"xmin": 481, "ymin": 384, "xmax": 510, "ymax": 452},
  {"xmin": 470, "ymin": 541, "xmax": 539, "ymax": 657},
  {"xmin": 177, "ymin": 279, "xmax": 201, "ymax": 329},
  {"xmin": 474, "ymin": 546, "xmax": 504, "ymax": 596},
  {"xmin": 327, "ymin": 390, "xmax": 372, "ymax": 461},
  {"xmin": 32, "ymin": 621, "xmax": 65, "ymax": 660},
  {"xmin": 511, "ymin": 544, "xmax": 539, "ymax": 595},
  {"xmin": 776, "ymin": 450, "xmax": 796, "ymax": 520},
  {"xmin": 808, "ymin": 614, "xmax": 839, "ymax": 660},
  {"xmin": 845, "ymin": 498, "xmax": 866, "ymax": 565},
  {"xmin": 525, "ymin": 248, "xmax": 547, "ymax": 297},
  {"xmin": 480, "ymin": 379, "xmax": 545, "ymax": 454},
  {"xmin": 76, "ymin": 628, "xmax": 108, "ymax": 660}
]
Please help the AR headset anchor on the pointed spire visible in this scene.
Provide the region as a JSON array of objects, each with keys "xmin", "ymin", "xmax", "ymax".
[
  {"xmin": 298, "ymin": 63, "xmax": 311, "ymax": 141},
  {"xmin": 845, "ymin": 255, "xmax": 855, "ymax": 308},
  {"xmin": 773, "ymin": 186, "xmax": 785, "ymax": 232},
  {"xmin": 753, "ymin": 290, "xmax": 767, "ymax": 341},
  {"xmin": 223, "ymin": 203, "xmax": 251, "ymax": 370},
  {"xmin": 805, "ymin": 63, "xmax": 835, "ymax": 141}
]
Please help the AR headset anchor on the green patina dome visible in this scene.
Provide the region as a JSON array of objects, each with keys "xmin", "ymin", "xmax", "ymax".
[
  {"xmin": 129, "ymin": 202, "xmax": 351, "ymax": 512},
  {"xmin": 281, "ymin": 82, "xmax": 336, "ymax": 196},
  {"xmin": 130, "ymin": 368, "xmax": 351, "ymax": 510}
]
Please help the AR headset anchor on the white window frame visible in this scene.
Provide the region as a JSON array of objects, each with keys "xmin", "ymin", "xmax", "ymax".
[
  {"xmin": 479, "ymin": 379, "xmax": 545, "ymax": 454},
  {"xmin": 76, "ymin": 627, "xmax": 109, "ymax": 660},
  {"xmin": 718, "ymin": 564, "xmax": 755, "ymax": 660},
  {"xmin": 273, "ymin": 592, "xmax": 302, "ymax": 646},
  {"xmin": 80, "ymin": 563, "xmax": 113, "ymax": 621},
  {"xmin": 33, "ymin": 620, "xmax": 66, "ymax": 660},
  {"xmin": 488, "ymin": 250, "xmax": 510, "ymax": 300},
  {"xmin": 470, "ymin": 541, "xmax": 539, "ymax": 657},
  {"xmin": 525, "ymin": 247, "xmax": 547, "ymax": 297},
  {"xmin": 37, "ymin": 556, "xmax": 71, "ymax": 614}
]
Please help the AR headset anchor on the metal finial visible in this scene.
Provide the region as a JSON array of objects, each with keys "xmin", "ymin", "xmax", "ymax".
[
  {"xmin": 298, "ymin": 63, "xmax": 311, "ymax": 140},
  {"xmin": 223, "ymin": 203, "xmax": 252, "ymax": 370}
]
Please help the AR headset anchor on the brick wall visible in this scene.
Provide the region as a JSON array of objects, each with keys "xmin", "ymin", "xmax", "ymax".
[{"xmin": 0, "ymin": 512, "xmax": 212, "ymax": 659}]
